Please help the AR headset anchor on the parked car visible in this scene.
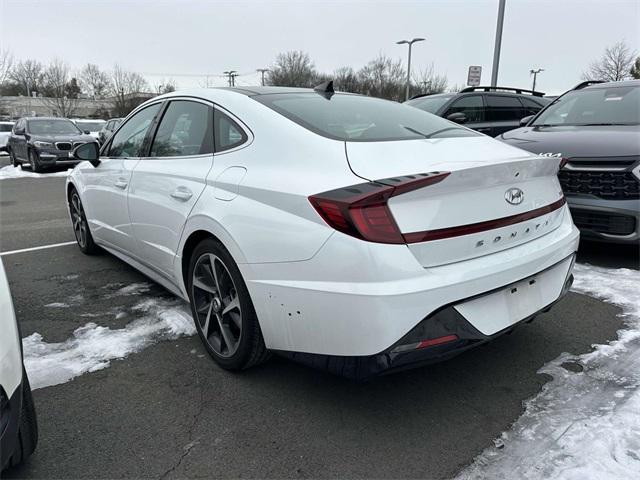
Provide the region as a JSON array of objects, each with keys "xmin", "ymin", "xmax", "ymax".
[
  {"xmin": 0, "ymin": 121, "xmax": 15, "ymax": 155},
  {"xmin": 0, "ymin": 260, "xmax": 38, "ymax": 471},
  {"xmin": 72, "ymin": 119, "xmax": 106, "ymax": 142},
  {"xmin": 7, "ymin": 117, "xmax": 96, "ymax": 172},
  {"xmin": 405, "ymin": 86, "xmax": 551, "ymax": 137},
  {"xmin": 97, "ymin": 118, "xmax": 122, "ymax": 145},
  {"xmin": 499, "ymin": 80, "xmax": 640, "ymax": 244},
  {"xmin": 67, "ymin": 85, "xmax": 579, "ymax": 379}
]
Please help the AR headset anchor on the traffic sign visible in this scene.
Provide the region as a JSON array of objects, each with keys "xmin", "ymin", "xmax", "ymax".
[{"xmin": 467, "ymin": 66, "xmax": 482, "ymax": 86}]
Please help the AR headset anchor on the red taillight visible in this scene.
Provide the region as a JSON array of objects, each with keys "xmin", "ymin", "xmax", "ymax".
[
  {"xmin": 416, "ymin": 334, "xmax": 458, "ymax": 349},
  {"xmin": 309, "ymin": 172, "xmax": 450, "ymax": 244}
]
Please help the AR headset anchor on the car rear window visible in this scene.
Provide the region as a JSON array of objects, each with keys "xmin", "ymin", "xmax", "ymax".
[{"xmin": 253, "ymin": 93, "xmax": 478, "ymax": 142}]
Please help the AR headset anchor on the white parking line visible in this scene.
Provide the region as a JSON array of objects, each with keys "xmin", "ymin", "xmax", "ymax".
[{"xmin": 0, "ymin": 241, "xmax": 77, "ymax": 256}]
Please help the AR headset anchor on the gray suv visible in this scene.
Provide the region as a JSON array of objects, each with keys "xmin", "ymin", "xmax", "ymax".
[{"xmin": 7, "ymin": 117, "xmax": 96, "ymax": 172}]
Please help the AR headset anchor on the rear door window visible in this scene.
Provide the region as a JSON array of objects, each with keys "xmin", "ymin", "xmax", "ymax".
[
  {"xmin": 520, "ymin": 97, "xmax": 545, "ymax": 116},
  {"xmin": 486, "ymin": 95, "xmax": 525, "ymax": 122},
  {"xmin": 150, "ymin": 100, "xmax": 213, "ymax": 157},
  {"xmin": 444, "ymin": 95, "xmax": 485, "ymax": 122}
]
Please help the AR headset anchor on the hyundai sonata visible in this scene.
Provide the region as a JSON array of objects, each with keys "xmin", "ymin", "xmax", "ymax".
[{"xmin": 67, "ymin": 84, "xmax": 579, "ymax": 379}]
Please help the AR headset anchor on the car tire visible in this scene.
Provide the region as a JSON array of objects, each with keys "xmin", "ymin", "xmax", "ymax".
[
  {"xmin": 9, "ymin": 149, "xmax": 19, "ymax": 168},
  {"xmin": 187, "ymin": 238, "xmax": 270, "ymax": 371},
  {"xmin": 6, "ymin": 370, "xmax": 38, "ymax": 469},
  {"xmin": 28, "ymin": 149, "xmax": 42, "ymax": 173},
  {"xmin": 68, "ymin": 188, "xmax": 100, "ymax": 255}
]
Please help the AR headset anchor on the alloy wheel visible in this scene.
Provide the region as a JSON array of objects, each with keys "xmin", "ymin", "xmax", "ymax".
[
  {"xmin": 192, "ymin": 253, "xmax": 242, "ymax": 357},
  {"xmin": 70, "ymin": 193, "xmax": 88, "ymax": 248}
]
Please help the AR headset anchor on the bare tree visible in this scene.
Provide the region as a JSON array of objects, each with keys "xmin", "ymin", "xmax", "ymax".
[
  {"xmin": 267, "ymin": 51, "xmax": 317, "ymax": 87},
  {"xmin": 79, "ymin": 63, "xmax": 112, "ymax": 98},
  {"xmin": 9, "ymin": 59, "xmax": 44, "ymax": 96},
  {"xmin": 0, "ymin": 49, "xmax": 13, "ymax": 86},
  {"xmin": 630, "ymin": 57, "xmax": 640, "ymax": 79},
  {"xmin": 333, "ymin": 66, "xmax": 362, "ymax": 93},
  {"xmin": 357, "ymin": 54, "xmax": 405, "ymax": 101},
  {"xmin": 40, "ymin": 59, "xmax": 79, "ymax": 117},
  {"xmin": 153, "ymin": 78, "xmax": 177, "ymax": 94},
  {"xmin": 583, "ymin": 41, "xmax": 637, "ymax": 82},
  {"xmin": 110, "ymin": 64, "xmax": 149, "ymax": 116},
  {"xmin": 411, "ymin": 63, "xmax": 448, "ymax": 96}
]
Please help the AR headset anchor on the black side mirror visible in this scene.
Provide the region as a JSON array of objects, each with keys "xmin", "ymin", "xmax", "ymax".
[
  {"xmin": 519, "ymin": 115, "xmax": 535, "ymax": 127},
  {"xmin": 84, "ymin": 130, "xmax": 91, "ymax": 135},
  {"xmin": 72, "ymin": 142, "xmax": 100, "ymax": 167},
  {"xmin": 447, "ymin": 112, "xmax": 467, "ymax": 124}
]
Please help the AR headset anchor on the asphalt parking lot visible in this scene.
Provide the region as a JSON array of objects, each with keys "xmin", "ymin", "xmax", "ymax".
[{"xmin": 1, "ymin": 161, "xmax": 638, "ymax": 479}]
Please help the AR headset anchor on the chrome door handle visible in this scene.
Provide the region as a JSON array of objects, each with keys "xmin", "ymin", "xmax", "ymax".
[
  {"xmin": 170, "ymin": 187, "xmax": 193, "ymax": 201},
  {"xmin": 114, "ymin": 178, "xmax": 128, "ymax": 189}
]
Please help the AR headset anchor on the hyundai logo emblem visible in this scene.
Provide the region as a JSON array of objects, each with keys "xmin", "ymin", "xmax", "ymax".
[{"xmin": 505, "ymin": 188, "xmax": 524, "ymax": 205}]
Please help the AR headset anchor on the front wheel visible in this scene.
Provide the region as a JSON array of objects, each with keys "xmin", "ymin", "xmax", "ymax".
[
  {"xmin": 187, "ymin": 238, "xmax": 269, "ymax": 370},
  {"xmin": 69, "ymin": 189, "xmax": 100, "ymax": 255},
  {"xmin": 9, "ymin": 149, "xmax": 19, "ymax": 167}
]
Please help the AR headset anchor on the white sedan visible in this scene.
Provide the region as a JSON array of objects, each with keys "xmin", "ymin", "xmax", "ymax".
[{"xmin": 67, "ymin": 84, "xmax": 579, "ymax": 378}]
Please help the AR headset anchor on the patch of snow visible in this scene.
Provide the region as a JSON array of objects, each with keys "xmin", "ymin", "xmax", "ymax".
[
  {"xmin": 0, "ymin": 165, "xmax": 71, "ymax": 180},
  {"xmin": 23, "ymin": 297, "xmax": 196, "ymax": 389},
  {"xmin": 44, "ymin": 302, "xmax": 70, "ymax": 308},
  {"xmin": 457, "ymin": 263, "xmax": 640, "ymax": 480},
  {"xmin": 106, "ymin": 282, "xmax": 152, "ymax": 297}
]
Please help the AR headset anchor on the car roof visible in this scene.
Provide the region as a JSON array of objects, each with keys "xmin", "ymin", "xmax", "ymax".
[
  {"xmin": 584, "ymin": 79, "xmax": 640, "ymax": 89},
  {"xmin": 22, "ymin": 116, "xmax": 73, "ymax": 121}
]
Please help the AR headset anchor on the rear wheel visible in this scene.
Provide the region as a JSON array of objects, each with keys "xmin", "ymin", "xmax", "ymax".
[
  {"xmin": 6, "ymin": 370, "xmax": 38, "ymax": 469},
  {"xmin": 69, "ymin": 189, "xmax": 100, "ymax": 255},
  {"xmin": 187, "ymin": 238, "xmax": 269, "ymax": 370},
  {"xmin": 9, "ymin": 149, "xmax": 19, "ymax": 167},
  {"xmin": 28, "ymin": 149, "xmax": 42, "ymax": 173}
]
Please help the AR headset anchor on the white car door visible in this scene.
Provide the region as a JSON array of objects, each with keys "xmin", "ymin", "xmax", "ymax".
[
  {"xmin": 127, "ymin": 99, "xmax": 215, "ymax": 280},
  {"xmin": 80, "ymin": 102, "xmax": 162, "ymax": 255}
]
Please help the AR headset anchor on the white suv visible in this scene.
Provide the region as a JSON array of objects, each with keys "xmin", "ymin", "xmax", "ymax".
[{"xmin": 0, "ymin": 260, "xmax": 37, "ymax": 471}]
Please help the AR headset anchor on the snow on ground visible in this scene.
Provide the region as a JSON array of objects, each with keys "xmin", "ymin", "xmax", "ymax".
[
  {"xmin": 0, "ymin": 164, "xmax": 71, "ymax": 180},
  {"xmin": 23, "ymin": 293, "xmax": 196, "ymax": 390},
  {"xmin": 457, "ymin": 263, "xmax": 640, "ymax": 480}
]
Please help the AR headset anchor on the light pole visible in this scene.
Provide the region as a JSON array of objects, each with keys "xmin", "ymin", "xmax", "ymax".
[
  {"xmin": 530, "ymin": 68, "xmax": 544, "ymax": 91},
  {"xmin": 396, "ymin": 37, "xmax": 425, "ymax": 100},
  {"xmin": 257, "ymin": 68, "xmax": 269, "ymax": 86},
  {"xmin": 223, "ymin": 70, "xmax": 237, "ymax": 87},
  {"xmin": 490, "ymin": 0, "xmax": 507, "ymax": 86}
]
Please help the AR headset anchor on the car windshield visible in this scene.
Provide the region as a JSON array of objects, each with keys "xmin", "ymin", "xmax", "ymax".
[
  {"xmin": 532, "ymin": 85, "xmax": 640, "ymax": 126},
  {"xmin": 254, "ymin": 93, "xmax": 478, "ymax": 142},
  {"xmin": 75, "ymin": 121, "xmax": 105, "ymax": 131},
  {"xmin": 0, "ymin": 123, "xmax": 14, "ymax": 132},
  {"xmin": 28, "ymin": 119, "xmax": 82, "ymax": 135},
  {"xmin": 405, "ymin": 94, "xmax": 454, "ymax": 113}
]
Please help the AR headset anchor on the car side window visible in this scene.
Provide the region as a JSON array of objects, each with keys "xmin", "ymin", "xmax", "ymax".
[
  {"xmin": 445, "ymin": 96, "xmax": 484, "ymax": 122},
  {"xmin": 486, "ymin": 95, "xmax": 525, "ymax": 122},
  {"xmin": 108, "ymin": 103, "xmax": 162, "ymax": 158},
  {"xmin": 150, "ymin": 100, "xmax": 213, "ymax": 157},
  {"xmin": 520, "ymin": 97, "xmax": 544, "ymax": 116},
  {"xmin": 214, "ymin": 109, "xmax": 248, "ymax": 152}
]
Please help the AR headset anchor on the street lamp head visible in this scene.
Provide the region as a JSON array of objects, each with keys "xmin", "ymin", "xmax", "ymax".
[
  {"xmin": 411, "ymin": 37, "xmax": 426, "ymax": 43},
  {"xmin": 396, "ymin": 40, "xmax": 409, "ymax": 45}
]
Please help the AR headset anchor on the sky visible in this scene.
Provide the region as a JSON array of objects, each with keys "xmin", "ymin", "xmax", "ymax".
[{"xmin": 1, "ymin": 0, "xmax": 639, "ymax": 95}]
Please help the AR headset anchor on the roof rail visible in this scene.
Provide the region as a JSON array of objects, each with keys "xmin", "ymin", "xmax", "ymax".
[
  {"xmin": 572, "ymin": 80, "xmax": 605, "ymax": 90},
  {"xmin": 459, "ymin": 86, "xmax": 545, "ymax": 97}
]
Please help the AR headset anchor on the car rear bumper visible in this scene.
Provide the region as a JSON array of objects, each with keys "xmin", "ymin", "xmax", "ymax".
[
  {"xmin": 567, "ymin": 196, "xmax": 640, "ymax": 244},
  {"xmin": 277, "ymin": 260, "xmax": 574, "ymax": 379},
  {"xmin": 244, "ymin": 206, "xmax": 580, "ymax": 359}
]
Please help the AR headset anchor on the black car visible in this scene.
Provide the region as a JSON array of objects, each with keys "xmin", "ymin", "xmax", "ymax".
[
  {"xmin": 7, "ymin": 117, "xmax": 96, "ymax": 172},
  {"xmin": 499, "ymin": 80, "xmax": 640, "ymax": 244},
  {"xmin": 405, "ymin": 86, "xmax": 551, "ymax": 137},
  {"xmin": 97, "ymin": 117, "xmax": 122, "ymax": 145}
]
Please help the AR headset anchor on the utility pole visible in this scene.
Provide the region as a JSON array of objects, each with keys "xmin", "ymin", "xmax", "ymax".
[
  {"xmin": 256, "ymin": 68, "xmax": 269, "ymax": 86},
  {"xmin": 530, "ymin": 68, "xmax": 544, "ymax": 91},
  {"xmin": 396, "ymin": 37, "xmax": 425, "ymax": 101},
  {"xmin": 490, "ymin": 0, "xmax": 506, "ymax": 87},
  {"xmin": 230, "ymin": 73, "xmax": 238, "ymax": 87},
  {"xmin": 223, "ymin": 70, "xmax": 237, "ymax": 87}
]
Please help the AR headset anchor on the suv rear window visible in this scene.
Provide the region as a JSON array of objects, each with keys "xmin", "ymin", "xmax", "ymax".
[{"xmin": 253, "ymin": 93, "xmax": 478, "ymax": 142}]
